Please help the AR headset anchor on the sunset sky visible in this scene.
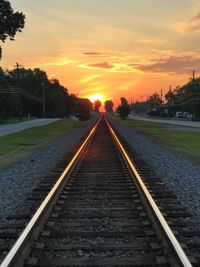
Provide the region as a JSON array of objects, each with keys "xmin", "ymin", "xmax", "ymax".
[{"xmin": 2, "ymin": 0, "xmax": 200, "ymax": 106}]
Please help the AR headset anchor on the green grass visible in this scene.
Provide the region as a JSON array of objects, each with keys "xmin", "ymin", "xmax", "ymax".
[
  {"xmin": 0, "ymin": 118, "xmax": 33, "ymax": 124},
  {"xmin": 0, "ymin": 119, "xmax": 84, "ymax": 171},
  {"xmin": 112, "ymin": 115, "xmax": 200, "ymax": 160}
]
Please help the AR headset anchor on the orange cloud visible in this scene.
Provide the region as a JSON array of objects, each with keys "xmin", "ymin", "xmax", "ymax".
[{"xmin": 87, "ymin": 62, "xmax": 114, "ymax": 69}]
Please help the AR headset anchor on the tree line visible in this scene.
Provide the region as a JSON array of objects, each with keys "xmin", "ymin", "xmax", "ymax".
[
  {"xmin": 0, "ymin": 65, "xmax": 128, "ymax": 121},
  {"xmin": 131, "ymin": 77, "xmax": 200, "ymax": 120},
  {"xmin": 0, "ymin": 67, "xmax": 95, "ymax": 120},
  {"xmin": 93, "ymin": 98, "xmax": 130, "ymax": 120}
]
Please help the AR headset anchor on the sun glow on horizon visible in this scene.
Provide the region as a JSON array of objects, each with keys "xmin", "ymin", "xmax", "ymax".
[{"xmin": 88, "ymin": 93, "xmax": 104, "ymax": 103}]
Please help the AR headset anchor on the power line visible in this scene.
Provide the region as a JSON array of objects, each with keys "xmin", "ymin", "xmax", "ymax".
[
  {"xmin": 173, "ymin": 97, "xmax": 200, "ymax": 107},
  {"xmin": 0, "ymin": 91, "xmax": 21, "ymax": 94},
  {"xmin": 0, "ymin": 85, "xmax": 21, "ymax": 93},
  {"xmin": 0, "ymin": 83, "xmax": 43, "ymax": 102}
]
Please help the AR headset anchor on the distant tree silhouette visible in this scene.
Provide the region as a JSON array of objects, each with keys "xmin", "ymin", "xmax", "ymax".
[
  {"xmin": 74, "ymin": 98, "xmax": 93, "ymax": 121},
  {"xmin": 173, "ymin": 78, "xmax": 200, "ymax": 119},
  {"xmin": 0, "ymin": 67, "xmax": 76, "ymax": 119},
  {"xmin": 165, "ymin": 89, "xmax": 177, "ymax": 107},
  {"xmin": 104, "ymin": 100, "xmax": 114, "ymax": 112},
  {"xmin": 0, "ymin": 0, "xmax": 25, "ymax": 58},
  {"xmin": 117, "ymin": 97, "xmax": 130, "ymax": 119},
  {"xmin": 93, "ymin": 100, "xmax": 101, "ymax": 112},
  {"xmin": 146, "ymin": 93, "xmax": 162, "ymax": 109},
  {"xmin": 0, "ymin": 68, "xmax": 19, "ymax": 119}
]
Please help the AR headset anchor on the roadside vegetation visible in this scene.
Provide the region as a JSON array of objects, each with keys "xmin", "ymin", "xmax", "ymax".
[
  {"xmin": 131, "ymin": 76, "xmax": 200, "ymax": 120},
  {"xmin": 116, "ymin": 97, "xmax": 130, "ymax": 120},
  {"xmin": 0, "ymin": 117, "xmax": 34, "ymax": 124},
  {"xmin": 112, "ymin": 115, "xmax": 200, "ymax": 161},
  {"xmin": 0, "ymin": 67, "xmax": 94, "ymax": 121},
  {"xmin": 0, "ymin": 119, "xmax": 84, "ymax": 171}
]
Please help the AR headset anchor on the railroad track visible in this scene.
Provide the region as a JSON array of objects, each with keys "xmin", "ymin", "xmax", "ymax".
[{"xmin": 0, "ymin": 115, "xmax": 197, "ymax": 266}]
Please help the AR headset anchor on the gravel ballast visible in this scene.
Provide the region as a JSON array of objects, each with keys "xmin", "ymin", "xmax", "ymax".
[
  {"xmin": 1, "ymin": 115, "xmax": 199, "ymax": 227},
  {"xmin": 0, "ymin": 117, "xmax": 98, "ymax": 221},
  {"xmin": 108, "ymin": 116, "xmax": 200, "ymax": 227}
]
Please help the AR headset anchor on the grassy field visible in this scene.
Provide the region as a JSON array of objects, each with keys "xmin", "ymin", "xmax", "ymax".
[
  {"xmin": 0, "ymin": 118, "xmax": 32, "ymax": 124},
  {"xmin": 113, "ymin": 115, "xmax": 200, "ymax": 160},
  {"xmin": 0, "ymin": 119, "xmax": 85, "ymax": 171}
]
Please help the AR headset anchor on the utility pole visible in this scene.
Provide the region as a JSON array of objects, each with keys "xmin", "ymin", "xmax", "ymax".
[
  {"xmin": 160, "ymin": 89, "xmax": 163, "ymax": 102},
  {"xmin": 192, "ymin": 70, "xmax": 195, "ymax": 81},
  {"xmin": 15, "ymin": 62, "xmax": 19, "ymax": 80},
  {"xmin": 15, "ymin": 62, "xmax": 23, "ymax": 119},
  {"xmin": 42, "ymin": 75, "xmax": 46, "ymax": 118}
]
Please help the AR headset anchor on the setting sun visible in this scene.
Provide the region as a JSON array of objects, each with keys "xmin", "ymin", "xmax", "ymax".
[{"xmin": 88, "ymin": 94, "xmax": 103, "ymax": 103}]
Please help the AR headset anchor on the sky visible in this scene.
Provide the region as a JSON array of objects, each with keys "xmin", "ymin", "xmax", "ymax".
[{"xmin": 1, "ymin": 0, "xmax": 200, "ymax": 106}]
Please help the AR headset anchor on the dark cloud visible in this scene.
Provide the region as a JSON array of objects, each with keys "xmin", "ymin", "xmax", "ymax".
[
  {"xmin": 88, "ymin": 62, "xmax": 114, "ymax": 69},
  {"xmin": 83, "ymin": 52, "xmax": 115, "ymax": 57},
  {"xmin": 83, "ymin": 52, "xmax": 102, "ymax": 56},
  {"xmin": 131, "ymin": 56, "xmax": 200, "ymax": 74}
]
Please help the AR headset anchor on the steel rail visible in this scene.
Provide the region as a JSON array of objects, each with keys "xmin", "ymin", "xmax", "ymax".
[
  {"xmin": 105, "ymin": 116, "xmax": 193, "ymax": 267},
  {"xmin": 0, "ymin": 115, "xmax": 102, "ymax": 267}
]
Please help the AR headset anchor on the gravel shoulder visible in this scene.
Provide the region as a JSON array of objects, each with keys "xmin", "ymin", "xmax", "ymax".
[
  {"xmin": 0, "ymin": 116, "xmax": 98, "ymax": 222},
  {"xmin": 108, "ymin": 115, "xmax": 200, "ymax": 228}
]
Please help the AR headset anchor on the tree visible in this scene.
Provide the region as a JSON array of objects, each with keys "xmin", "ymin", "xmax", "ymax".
[
  {"xmin": 74, "ymin": 98, "xmax": 93, "ymax": 121},
  {"xmin": 104, "ymin": 100, "xmax": 114, "ymax": 112},
  {"xmin": 146, "ymin": 93, "xmax": 163, "ymax": 109},
  {"xmin": 0, "ymin": 0, "xmax": 25, "ymax": 58},
  {"xmin": 130, "ymin": 100, "xmax": 148, "ymax": 114},
  {"xmin": 0, "ymin": 67, "xmax": 76, "ymax": 119},
  {"xmin": 93, "ymin": 100, "xmax": 101, "ymax": 112},
  {"xmin": 117, "ymin": 97, "xmax": 130, "ymax": 119},
  {"xmin": 165, "ymin": 89, "xmax": 177, "ymax": 107},
  {"xmin": 174, "ymin": 79, "xmax": 200, "ymax": 119},
  {"xmin": 0, "ymin": 69, "xmax": 19, "ymax": 119}
]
